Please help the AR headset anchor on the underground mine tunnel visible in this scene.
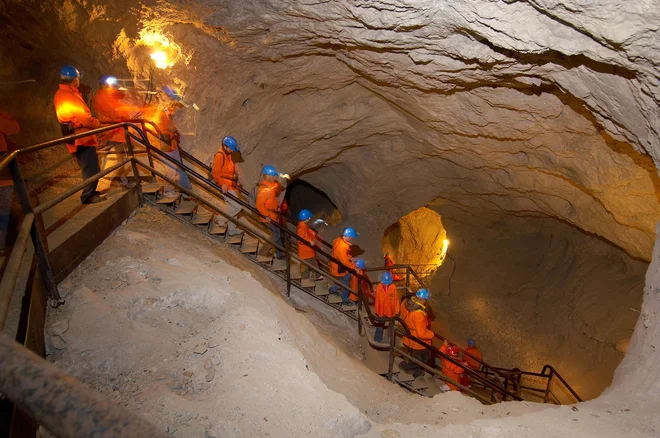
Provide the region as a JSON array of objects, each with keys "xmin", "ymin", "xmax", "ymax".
[{"xmin": 1, "ymin": 0, "xmax": 659, "ymax": 437}]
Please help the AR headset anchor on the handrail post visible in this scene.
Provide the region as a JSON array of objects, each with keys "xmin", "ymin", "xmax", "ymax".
[
  {"xmin": 405, "ymin": 265, "xmax": 410, "ymax": 291},
  {"xmin": 9, "ymin": 159, "xmax": 63, "ymax": 306},
  {"xmin": 387, "ymin": 324, "xmax": 396, "ymax": 381},
  {"xmin": 141, "ymin": 122, "xmax": 156, "ymax": 180},
  {"xmin": 284, "ymin": 232, "xmax": 291, "ymax": 298},
  {"xmin": 357, "ymin": 278, "xmax": 363, "ymax": 336},
  {"xmin": 544, "ymin": 371, "xmax": 553, "ymax": 403},
  {"xmin": 124, "ymin": 127, "xmax": 143, "ymax": 205}
]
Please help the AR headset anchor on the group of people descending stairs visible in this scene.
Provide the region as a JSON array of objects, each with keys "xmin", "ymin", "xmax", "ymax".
[{"xmin": 42, "ymin": 63, "xmax": 488, "ymax": 396}]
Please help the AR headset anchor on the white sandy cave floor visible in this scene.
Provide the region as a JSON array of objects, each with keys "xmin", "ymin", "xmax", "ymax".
[{"xmin": 44, "ymin": 207, "xmax": 660, "ymax": 438}]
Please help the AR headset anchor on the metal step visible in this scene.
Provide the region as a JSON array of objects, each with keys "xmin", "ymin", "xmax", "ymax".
[
  {"xmin": 328, "ymin": 294, "xmax": 343, "ymax": 304},
  {"xmin": 257, "ymin": 254, "xmax": 274, "ymax": 263},
  {"xmin": 301, "ymin": 278, "xmax": 315, "ymax": 288},
  {"xmin": 272, "ymin": 258, "xmax": 287, "ymax": 272},
  {"xmin": 192, "ymin": 211, "xmax": 213, "ymax": 225},
  {"xmin": 340, "ymin": 303, "xmax": 357, "ymax": 312},
  {"xmin": 209, "ymin": 223, "xmax": 227, "ymax": 235},
  {"xmin": 141, "ymin": 182, "xmax": 163, "ymax": 195},
  {"xmin": 412, "ymin": 377, "xmax": 429, "ymax": 390},
  {"xmin": 314, "ymin": 286, "xmax": 330, "ymax": 297},
  {"xmin": 396, "ymin": 371, "xmax": 415, "ymax": 383},
  {"xmin": 226, "ymin": 233, "xmax": 243, "ymax": 244},
  {"xmin": 290, "ymin": 263, "xmax": 301, "ymax": 280},
  {"xmin": 241, "ymin": 237, "xmax": 259, "ymax": 254},
  {"xmin": 174, "ymin": 201, "xmax": 197, "ymax": 215}
]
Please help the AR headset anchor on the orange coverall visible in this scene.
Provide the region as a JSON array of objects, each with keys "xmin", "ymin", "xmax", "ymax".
[
  {"xmin": 401, "ymin": 298, "xmax": 434, "ymax": 350},
  {"xmin": 91, "ymin": 87, "xmax": 131, "ymax": 143},
  {"xmin": 384, "ymin": 254, "xmax": 403, "ymax": 281},
  {"xmin": 329, "ymin": 237, "xmax": 355, "ymax": 277},
  {"xmin": 440, "ymin": 343, "xmax": 466, "ymax": 391},
  {"xmin": 211, "ymin": 149, "xmax": 238, "ymax": 191},
  {"xmin": 296, "ymin": 221, "xmax": 317, "ymax": 260},
  {"xmin": 0, "ymin": 112, "xmax": 19, "ymax": 187},
  {"xmin": 374, "ymin": 283, "xmax": 400, "ymax": 317},
  {"xmin": 53, "ymin": 84, "xmax": 100, "ymax": 153},
  {"xmin": 464, "ymin": 346, "xmax": 483, "ymax": 370},
  {"xmin": 256, "ymin": 179, "xmax": 282, "ymax": 223}
]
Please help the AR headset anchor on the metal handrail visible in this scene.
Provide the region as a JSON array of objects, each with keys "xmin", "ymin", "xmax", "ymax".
[
  {"xmin": 2, "ymin": 122, "xmax": 579, "ymax": 412},
  {"xmin": 176, "ymin": 147, "xmax": 335, "ymax": 250},
  {"xmin": 124, "ymin": 130, "xmax": 368, "ymax": 286}
]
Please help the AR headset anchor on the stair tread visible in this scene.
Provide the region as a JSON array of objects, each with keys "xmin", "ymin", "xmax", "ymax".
[
  {"xmin": 412, "ymin": 377, "xmax": 429, "ymax": 390},
  {"xmin": 156, "ymin": 194, "xmax": 181, "ymax": 204},
  {"xmin": 314, "ymin": 287, "xmax": 330, "ymax": 297},
  {"xmin": 209, "ymin": 223, "xmax": 227, "ymax": 235},
  {"xmin": 272, "ymin": 258, "xmax": 287, "ymax": 271},
  {"xmin": 192, "ymin": 214, "xmax": 213, "ymax": 225},
  {"xmin": 257, "ymin": 254, "xmax": 274, "ymax": 263},
  {"xmin": 241, "ymin": 237, "xmax": 259, "ymax": 253},
  {"xmin": 396, "ymin": 371, "xmax": 415, "ymax": 383},
  {"xmin": 327, "ymin": 295, "xmax": 343, "ymax": 304},
  {"xmin": 226, "ymin": 233, "xmax": 243, "ymax": 244},
  {"xmin": 174, "ymin": 201, "xmax": 197, "ymax": 215},
  {"xmin": 301, "ymin": 278, "xmax": 316, "ymax": 288},
  {"xmin": 141, "ymin": 183, "xmax": 163, "ymax": 195}
]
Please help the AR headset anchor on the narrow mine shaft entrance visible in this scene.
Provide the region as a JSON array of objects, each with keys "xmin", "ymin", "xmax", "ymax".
[{"xmin": 284, "ymin": 179, "xmax": 342, "ymax": 225}]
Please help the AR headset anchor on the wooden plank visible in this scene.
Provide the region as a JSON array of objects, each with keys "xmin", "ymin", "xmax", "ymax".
[
  {"xmin": 314, "ymin": 287, "xmax": 330, "ymax": 297},
  {"xmin": 328, "ymin": 294, "xmax": 343, "ymax": 304},
  {"xmin": 192, "ymin": 213, "xmax": 212, "ymax": 225}
]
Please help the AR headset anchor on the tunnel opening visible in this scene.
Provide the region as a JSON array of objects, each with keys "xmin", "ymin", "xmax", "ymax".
[{"xmin": 284, "ymin": 179, "xmax": 342, "ymax": 226}]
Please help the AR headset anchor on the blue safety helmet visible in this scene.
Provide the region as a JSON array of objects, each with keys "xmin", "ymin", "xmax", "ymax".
[
  {"xmin": 342, "ymin": 227, "xmax": 359, "ymax": 239},
  {"xmin": 99, "ymin": 75, "xmax": 117, "ymax": 86},
  {"xmin": 416, "ymin": 288, "xmax": 430, "ymax": 300},
  {"xmin": 222, "ymin": 136, "xmax": 239, "ymax": 152},
  {"xmin": 467, "ymin": 338, "xmax": 476, "ymax": 348},
  {"xmin": 162, "ymin": 85, "xmax": 182, "ymax": 101},
  {"xmin": 355, "ymin": 258, "xmax": 366, "ymax": 269},
  {"xmin": 381, "ymin": 271, "xmax": 393, "ymax": 285},
  {"xmin": 263, "ymin": 165, "xmax": 278, "ymax": 176},
  {"xmin": 298, "ymin": 209, "xmax": 312, "ymax": 221},
  {"xmin": 60, "ymin": 65, "xmax": 80, "ymax": 80}
]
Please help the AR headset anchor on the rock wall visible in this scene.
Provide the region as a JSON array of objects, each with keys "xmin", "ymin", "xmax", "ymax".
[{"xmin": 1, "ymin": 0, "xmax": 659, "ymax": 404}]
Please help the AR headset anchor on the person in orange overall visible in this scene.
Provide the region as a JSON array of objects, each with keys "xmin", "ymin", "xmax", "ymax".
[
  {"xmin": 400, "ymin": 288, "xmax": 434, "ymax": 378},
  {"xmin": 383, "ymin": 252, "xmax": 403, "ymax": 281},
  {"xmin": 91, "ymin": 75, "xmax": 132, "ymax": 187},
  {"xmin": 373, "ymin": 271, "xmax": 399, "ymax": 342},
  {"xmin": 211, "ymin": 136, "xmax": 243, "ymax": 237},
  {"xmin": 440, "ymin": 340, "xmax": 467, "ymax": 391},
  {"xmin": 142, "ymin": 96, "xmax": 192, "ymax": 196},
  {"xmin": 256, "ymin": 165, "xmax": 288, "ymax": 259},
  {"xmin": 296, "ymin": 208, "xmax": 320, "ymax": 279},
  {"xmin": 349, "ymin": 258, "xmax": 374, "ymax": 304},
  {"xmin": 460, "ymin": 338, "xmax": 483, "ymax": 387},
  {"xmin": 53, "ymin": 65, "xmax": 105, "ymax": 204},
  {"xmin": 328, "ymin": 227, "xmax": 359, "ymax": 305},
  {"xmin": 0, "ymin": 111, "xmax": 19, "ymax": 249}
]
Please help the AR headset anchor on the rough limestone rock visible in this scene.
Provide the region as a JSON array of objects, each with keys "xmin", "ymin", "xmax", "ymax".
[{"xmin": 1, "ymin": 0, "xmax": 660, "ymax": 412}]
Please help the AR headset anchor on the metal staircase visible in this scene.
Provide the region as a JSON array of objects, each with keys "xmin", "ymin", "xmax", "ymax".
[{"xmin": 0, "ymin": 122, "xmax": 582, "ymax": 438}]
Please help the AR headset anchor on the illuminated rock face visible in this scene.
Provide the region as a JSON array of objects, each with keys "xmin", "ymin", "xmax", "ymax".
[
  {"xmin": 1, "ymin": 0, "xmax": 659, "ymax": 401},
  {"xmin": 382, "ymin": 207, "xmax": 447, "ymax": 280}
]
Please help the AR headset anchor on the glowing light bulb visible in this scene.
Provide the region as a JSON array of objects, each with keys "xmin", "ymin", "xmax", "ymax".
[
  {"xmin": 150, "ymin": 51, "xmax": 169, "ymax": 69},
  {"xmin": 444, "ymin": 239, "xmax": 450, "ymax": 246},
  {"xmin": 105, "ymin": 76, "xmax": 117, "ymax": 86}
]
